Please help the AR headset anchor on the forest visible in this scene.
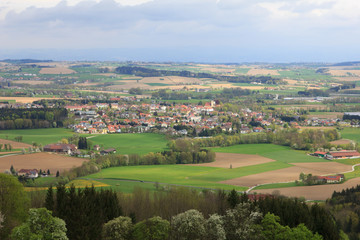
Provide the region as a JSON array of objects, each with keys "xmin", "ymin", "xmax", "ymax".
[
  {"xmin": 0, "ymin": 172, "xmax": 345, "ymax": 240},
  {"xmin": 0, "ymin": 108, "xmax": 68, "ymax": 130}
]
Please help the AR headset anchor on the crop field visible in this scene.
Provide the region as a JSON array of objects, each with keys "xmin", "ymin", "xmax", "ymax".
[
  {"xmin": 88, "ymin": 133, "xmax": 169, "ymax": 155},
  {"xmin": 246, "ymin": 68, "xmax": 280, "ymax": 76},
  {"xmin": 40, "ymin": 67, "xmax": 76, "ymax": 74},
  {"xmin": 252, "ymin": 177, "xmax": 360, "ymax": 200},
  {"xmin": 222, "ymin": 162, "xmax": 352, "ymax": 187},
  {"xmin": 0, "ymin": 138, "xmax": 32, "ymax": 149},
  {"xmin": 0, "ymin": 128, "xmax": 74, "ymax": 146},
  {"xmin": 14, "ymin": 80, "xmax": 53, "ymax": 85},
  {"xmin": 0, "ymin": 152, "xmax": 87, "ymax": 173},
  {"xmin": 0, "ymin": 97, "xmax": 59, "ymax": 103}
]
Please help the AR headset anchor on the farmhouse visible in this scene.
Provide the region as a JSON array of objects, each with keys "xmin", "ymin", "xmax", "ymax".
[
  {"xmin": 313, "ymin": 151, "xmax": 326, "ymax": 157},
  {"xmin": 325, "ymin": 150, "xmax": 360, "ymax": 160},
  {"xmin": 100, "ymin": 148, "xmax": 117, "ymax": 155},
  {"xmin": 317, "ymin": 174, "xmax": 344, "ymax": 183},
  {"xmin": 18, "ymin": 169, "xmax": 38, "ymax": 178},
  {"xmin": 44, "ymin": 143, "xmax": 77, "ymax": 155}
]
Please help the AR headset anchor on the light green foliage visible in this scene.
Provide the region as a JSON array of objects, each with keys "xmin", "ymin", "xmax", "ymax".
[
  {"xmin": 261, "ymin": 213, "xmax": 323, "ymax": 240},
  {"xmin": 171, "ymin": 209, "xmax": 206, "ymax": 240},
  {"xmin": 205, "ymin": 214, "xmax": 226, "ymax": 240},
  {"xmin": 223, "ymin": 202, "xmax": 263, "ymax": 240},
  {"xmin": 0, "ymin": 173, "xmax": 29, "ymax": 239},
  {"xmin": 11, "ymin": 208, "xmax": 68, "ymax": 240},
  {"xmin": 102, "ymin": 216, "xmax": 133, "ymax": 240},
  {"xmin": 133, "ymin": 216, "xmax": 170, "ymax": 240}
]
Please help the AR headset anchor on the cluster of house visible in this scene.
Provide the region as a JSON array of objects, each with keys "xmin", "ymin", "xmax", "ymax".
[
  {"xmin": 17, "ymin": 169, "xmax": 48, "ymax": 179},
  {"xmin": 66, "ymin": 101, "xmax": 284, "ymax": 135},
  {"xmin": 43, "ymin": 143, "xmax": 116, "ymax": 156},
  {"xmin": 313, "ymin": 150, "xmax": 360, "ymax": 160}
]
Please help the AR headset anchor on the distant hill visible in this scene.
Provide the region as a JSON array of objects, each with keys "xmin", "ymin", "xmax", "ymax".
[
  {"xmin": 1, "ymin": 59, "xmax": 53, "ymax": 64},
  {"xmin": 332, "ymin": 61, "xmax": 360, "ymax": 67}
]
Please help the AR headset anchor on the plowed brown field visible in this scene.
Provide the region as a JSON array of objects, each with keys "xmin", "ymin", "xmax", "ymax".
[
  {"xmin": 252, "ymin": 177, "xmax": 360, "ymax": 200},
  {"xmin": 0, "ymin": 152, "xmax": 87, "ymax": 173},
  {"xmin": 189, "ymin": 153, "xmax": 275, "ymax": 168},
  {"xmin": 0, "ymin": 139, "xmax": 31, "ymax": 149}
]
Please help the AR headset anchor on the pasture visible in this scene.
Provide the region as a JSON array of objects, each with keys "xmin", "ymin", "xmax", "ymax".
[
  {"xmin": 212, "ymin": 144, "xmax": 328, "ymax": 163},
  {"xmin": 88, "ymin": 133, "xmax": 168, "ymax": 155},
  {"xmin": 340, "ymin": 128, "xmax": 360, "ymax": 143},
  {"xmin": 0, "ymin": 128, "xmax": 74, "ymax": 146}
]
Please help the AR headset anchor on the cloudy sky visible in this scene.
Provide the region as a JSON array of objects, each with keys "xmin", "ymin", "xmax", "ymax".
[{"xmin": 0, "ymin": 0, "xmax": 359, "ymax": 62}]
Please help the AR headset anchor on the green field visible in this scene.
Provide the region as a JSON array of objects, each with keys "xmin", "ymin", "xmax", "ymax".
[
  {"xmin": 212, "ymin": 144, "xmax": 327, "ymax": 163},
  {"xmin": 87, "ymin": 163, "xmax": 288, "ymax": 191},
  {"xmin": 88, "ymin": 133, "xmax": 168, "ymax": 155},
  {"xmin": 340, "ymin": 128, "xmax": 360, "ymax": 143},
  {"xmin": 0, "ymin": 128, "xmax": 74, "ymax": 146},
  {"xmin": 83, "ymin": 143, "xmax": 326, "ymax": 191}
]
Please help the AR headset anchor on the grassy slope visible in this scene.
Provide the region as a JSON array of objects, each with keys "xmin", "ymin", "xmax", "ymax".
[
  {"xmin": 0, "ymin": 128, "xmax": 74, "ymax": 146},
  {"xmin": 88, "ymin": 133, "xmax": 168, "ymax": 155},
  {"xmin": 212, "ymin": 144, "xmax": 328, "ymax": 163},
  {"xmin": 340, "ymin": 128, "xmax": 360, "ymax": 143}
]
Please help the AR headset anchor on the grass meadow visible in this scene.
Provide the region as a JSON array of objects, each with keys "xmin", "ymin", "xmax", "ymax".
[
  {"xmin": 340, "ymin": 128, "xmax": 360, "ymax": 143},
  {"xmin": 0, "ymin": 128, "xmax": 74, "ymax": 146},
  {"xmin": 212, "ymin": 144, "xmax": 327, "ymax": 163},
  {"xmin": 88, "ymin": 133, "xmax": 168, "ymax": 155}
]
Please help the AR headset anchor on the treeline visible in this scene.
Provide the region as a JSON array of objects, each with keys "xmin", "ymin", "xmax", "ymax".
[
  {"xmin": 190, "ymin": 128, "xmax": 339, "ymax": 151},
  {"xmin": 0, "ymin": 108, "xmax": 68, "ymax": 130},
  {"xmin": 41, "ymin": 186, "xmax": 341, "ymax": 240},
  {"xmin": 327, "ymin": 185, "xmax": 360, "ymax": 240},
  {"xmin": 115, "ymin": 66, "xmax": 284, "ymax": 84},
  {"xmin": 298, "ymin": 89, "xmax": 329, "ymax": 97}
]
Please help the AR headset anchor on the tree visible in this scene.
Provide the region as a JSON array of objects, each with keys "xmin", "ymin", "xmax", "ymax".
[
  {"xmin": 227, "ymin": 189, "xmax": 240, "ymax": 208},
  {"xmin": 0, "ymin": 211, "xmax": 4, "ymax": 230},
  {"xmin": 10, "ymin": 165, "xmax": 15, "ymax": 175},
  {"xmin": 8, "ymin": 144, "xmax": 12, "ymax": 152},
  {"xmin": 133, "ymin": 216, "xmax": 170, "ymax": 240},
  {"xmin": 45, "ymin": 186, "xmax": 55, "ymax": 212},
  {"xmin": 0, "ymin": 174, "xmax": 29, "ymax": 239},
  {"xmin": 47, "ymin": 169, "xmax": 51, "ymax": 175},
  {"xmin": 0, "ymin": 144, "xmax": 2, "ymax": 151},
  {"xmin": 11, "ymin": 208, "xmax": 68, "ymax": 240},
  {"xmin": 102, "ymin": 216, "xmax": 133, "ymax": 240},
  {"xmin": 223, "ymin": 202, "xmax": 263, "ymax": 240},
  {"xmin": 171, "ymin": 209, "xmax": 206, "ymax": 240},
  {"xmin": 205, "ymin": 214, "xmax": 226, "ymax": 240},
  {"xmin": 56, "ymin": 171, "xmax": 60, "ymax": 177},
  {"xmin": 261, "ymin": 213, "xmax": 322, "ymax": 240}
]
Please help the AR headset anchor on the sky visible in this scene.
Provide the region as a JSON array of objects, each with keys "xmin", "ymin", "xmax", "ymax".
[{"xmin": 0, "ymin": 0, "xmax": 359, "ymax": 63}]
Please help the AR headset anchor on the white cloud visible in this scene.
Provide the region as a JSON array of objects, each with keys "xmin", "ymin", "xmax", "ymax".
[{"xmin": 0, "ymin": 0, "xmax": 359, "ymax": 62}]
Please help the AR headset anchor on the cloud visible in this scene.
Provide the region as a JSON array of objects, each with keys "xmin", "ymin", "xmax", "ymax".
[{"xmin": 0, "ymin": 0, "xmax": 359, "ymax": 62}]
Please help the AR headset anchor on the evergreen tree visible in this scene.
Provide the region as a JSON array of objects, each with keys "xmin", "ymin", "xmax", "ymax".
[
  {"xmin": 45, "ymin": 186, "xmax": 54, "ymax": 212},
  {"xmin": 227, "ymin": 189, "xmax": 240, "ymax": 208}
]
